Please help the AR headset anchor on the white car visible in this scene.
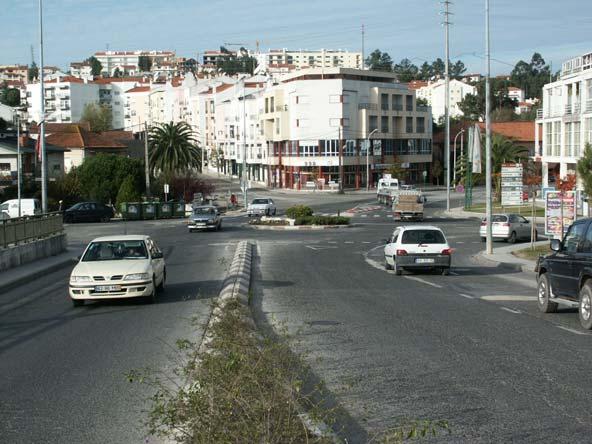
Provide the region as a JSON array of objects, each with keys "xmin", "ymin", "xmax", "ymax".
[
  {"xmin": 479, "ymin": 213, "xmax": 536, "ymax": 243},
  {"xmin": 384, "ymin": 225, "xmax": 452, "ymax": 275},
  {"xmin": 69, "ymin": 235, "xmax": 166, "ymax": 306},
  {"xmin": 247, "ymin": 198, "xmax": 276, "ymax": 217}
]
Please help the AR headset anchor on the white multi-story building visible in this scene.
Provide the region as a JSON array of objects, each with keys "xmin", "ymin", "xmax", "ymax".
[
  {"xmin": 0, "ymin": 65, "xmax": 29, "ymax": 84},
  {"xmin": 415, "ymin": 79, "xmax": 476, "ymax": 122},
  {"xmin": 535, "ymin": 51, "xmax": 592, "ymax": 188},
  {"xmin": 256, "ymin": 49, "xmax": 362, "ymax": 73},
  {"xmin": 94, "ymin": 51, "xmax": 176, "ymax": 76},
  {"xmin": 508, "ymin": 86, "xmax": 525, "ymax": 103}
]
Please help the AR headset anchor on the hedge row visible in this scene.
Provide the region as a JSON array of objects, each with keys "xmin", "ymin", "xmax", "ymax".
[{"xmin": 294, "ymin": 215, "xmax": 350, "ymax": 226}]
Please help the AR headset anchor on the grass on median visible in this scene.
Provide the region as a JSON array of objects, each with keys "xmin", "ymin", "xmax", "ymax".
[
  {"xmin": 127, "ymin": 298, "xmax": 335, "ymax": 444},
  {"xmin": 512, "ymin": 243, "xmax": 551, "ymax": 261},
  {"xmin": 465, "ymin": 204, "xmax": 545, "ymax": 217}
]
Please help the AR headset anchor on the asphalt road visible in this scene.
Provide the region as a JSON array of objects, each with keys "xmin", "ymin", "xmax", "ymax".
[
  {"xmin": 251, "ymin": 190, "xmax": 592, "ymax": 443},
  {"xmin": 0, "ymin": 219, "xmax": 236, "ymax": 443}
]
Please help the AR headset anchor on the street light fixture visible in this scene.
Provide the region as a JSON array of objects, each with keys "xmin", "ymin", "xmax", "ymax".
[{"xmin": 366, "ymin": 128, "xmax": 378, "ymax": 191}]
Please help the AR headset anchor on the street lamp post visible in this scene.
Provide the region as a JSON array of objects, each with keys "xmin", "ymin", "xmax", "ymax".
[
  {"xmin": 39, "ymin": 0, "xmax": 48, "ymax": 213},
  {"xmin": 453, "ymin": 128, "xmax": 465, "ymax": 185},
  {"xmin": 16, "ymin": 114, "xmax": 22, "ymax": 217},
  {"xmin": 366, "ymin": 128, "xmax": 378, "ymax": 191},
  {"xmin": 485, "ymin": 0, "xmax": 493, "ymax": 254},
  {"xmin": 241, "ymin": 79, "xmax": 248, "ymax": 207}
]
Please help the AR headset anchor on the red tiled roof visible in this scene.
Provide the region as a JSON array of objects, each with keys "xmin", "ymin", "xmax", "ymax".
[
  {"xmin": 408, "ymin": 80, "xmax": 428, "ymax": 90},
  {"xmin": 215, "ymin": 83, "xmax": 233, "ymax": 92},
  {"xmin": 171, "ymin": 77, "xmax": 183, "ymax": 87},
  {"xmin": 477, "ymin": 121, "xmax": 539, "ymax": 143},
  {"xmin": 29, "ymin": 122, "xmax": 91, "ymax": 134},
  {"xmin": 245, "ymin": 82, "xmax": 265, "ymax": 88},
  {"xmin": 93, "ymin": 76, "xmax": 147, "ymax": 84},
  {"xmin": 125, "ymin": 86, "xmax": 151, "ymax": 93},
  {"xmin": 45, "ymin": 76, "xmax": 85, "ymax": 84},
  {"xmin": 45, "ymin": 126, "xmax": 127, "ymax": 149}
]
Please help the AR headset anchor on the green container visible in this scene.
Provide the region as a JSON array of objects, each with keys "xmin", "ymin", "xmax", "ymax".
[
  {"xmin": 158, "ymin": 202, "xmax": 173, "ymax": 219},
  {"xmin": 121, "ymin": 202, "xmax": 142, "ymax": 220},
  {"xmin": 142, "ymin": 202, "xmax": 157, "ymax": 220},
  {"xmin": 172, "ymin": 201, "xmax": 185, "ymax": 218}
]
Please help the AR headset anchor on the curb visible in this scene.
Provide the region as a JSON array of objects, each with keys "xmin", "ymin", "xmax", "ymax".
[
  {"xmin": 248, "ymin": 224, "xmax": 357, "ymax": 231},
  {"xmin": 473, "ymin": 241, "xmax": 548, "ymax": 273},
  {"xmin": 199, "ymin": 240, "xmax": 254, "ymax": 354},
  {"xmin": 0, "ymin": 254, "xmax": 77, "ymax": 294}
]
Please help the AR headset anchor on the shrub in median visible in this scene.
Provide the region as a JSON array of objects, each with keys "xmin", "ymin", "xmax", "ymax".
[
  {"xmin": 285, "ymin": 205, "xmax": 313, "ymax": 219},
  {"xmin": 295, "ymin": 215, "xmax": 350, "ymax": 226}
]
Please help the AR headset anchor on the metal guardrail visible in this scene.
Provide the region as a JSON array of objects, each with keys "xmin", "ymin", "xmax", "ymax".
[{"xmin": 0, "ymin": 212, "xmax": 64, "ymax": 249}]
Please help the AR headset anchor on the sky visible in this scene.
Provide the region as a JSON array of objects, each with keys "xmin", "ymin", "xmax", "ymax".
[{"xmin": 3, "ymin": 0, "xmax": 592, "ymax": 75}]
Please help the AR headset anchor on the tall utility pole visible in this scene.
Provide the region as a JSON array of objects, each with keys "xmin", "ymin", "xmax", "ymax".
[
  {"xmin": 241, "ymin": 79, "xmax": 248, "ymax": 207},
  {"xmin": 442, "ymin": 0, "xmax": 452, "ymax": 212},
  {"xmin": 39, "ymin": 0, "xmax": 47, "ymax": 213},
  {"xmin": 361, "ymin": 24, "xmax": 365, "ymax": 70},
  {"xmin": 17, "ymin": 115, "xmax": 22, "ymax": 217},
  {"xmin": 485, "ymin": 0, "xmax": 493, "ymax": 254},
  {"xmin": 144, "ymin": 123, "xmax": 151, "ymax": 197}
]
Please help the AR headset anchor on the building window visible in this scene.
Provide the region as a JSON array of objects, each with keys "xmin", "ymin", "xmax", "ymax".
[
  {"xmin": 381, "ymin": 94, "xmax": 389, "ymax": 111},
  {"xmin": 299, "ymin": 143, "xmax": 317, "ymax": 157},
  {"xmin": 0, "ymin": 163, "xmax": 10, "ymax": 171},
  {"xmin": 276, "ymin": 118, "xmax": 280, "ymax": 135},
  {"xmin": 381, "ymin": 116, "xmax": 389, "ymax": 133},
  {"xmin": 344, "ymin": 140, "xmax": 355, "ymax": 156},
  {"xmin": 416, "ymin": 117, "xmax": 425, "ymax": 133},
  {"xmin": 321, "ymin": 140, "xmax": 339, "ymax": 156},
  {"xmin": 545, "ymin": 122, "xmax": 553, "ymax": 156},
  {"xmin": 392, "ymin": 94, "xmax": 402, "ymax": 111},
  {"xmin": 585, "ymin": 118, "xmax": 592, "ymax": 144},
  {"xmin": 369, "ymin": 116, "xmax": 378, "ymax": 132},
  {"xmin": 406, "ymin": 95, "xmax": 413, "ymax": 111},
  {"xmin": 406, "ymin": 117, "xmax": 413, "ymax": 133},
  {"xmin": 553, "ymin": 121, "xmax": 561, "ymax": 156},
  {"xmin": 574, "ymin": 121, "xmax": 581, "ymax": 157}
]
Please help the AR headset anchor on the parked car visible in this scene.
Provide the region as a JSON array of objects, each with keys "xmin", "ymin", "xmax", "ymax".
[
  {"xmin": 187, "ymin": 205, "xmax": 222, "ymax": 232},
  {"xmin": 68, "ymin": 235, "xmax": 166, "ymax": 306},
  {"xmin": 537, "ymin": 218, "xmax": 592, "ymax": 329},
  {"xmin": 63, "ymin": 202, "xmax": 114, "ymax": 223},
  {"xmin": 0, "ymin": 198, "xmax": 41, "ymax": 218},
  {"xmin": 384, "ymin": 225, "xmax": 452, "ymax": 275},
  {"xmin": 479, "ymin": 213, "xmax": 536, "ymax": 243},
  {"xmin": 247, "ymin": 198, "xmax": 276, "ymax": 217}
]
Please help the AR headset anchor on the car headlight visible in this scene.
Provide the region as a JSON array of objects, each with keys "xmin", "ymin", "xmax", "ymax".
[
  {"xmin": 70, "ymin": 275, "xmax": 91, "ymax": 283},
  {"xmin": 208, "ymin": 219, "xmax": 214, "ymax": 223},
  {"xmin": 124, "ymin": 273, "xmax": 150, "ymax": 281}
]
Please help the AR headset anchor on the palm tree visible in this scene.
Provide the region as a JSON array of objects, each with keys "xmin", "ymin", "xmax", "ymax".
[{"xmin": 148, "ymin": 121, "xmax": 201, "ymax": 178}]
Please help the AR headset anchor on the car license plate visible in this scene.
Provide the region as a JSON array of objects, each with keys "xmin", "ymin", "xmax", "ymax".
[
  {"xmin": 415, "ymin": 258, "xmax": 434, "ymax": 264},
  {"xmin": 95, "ymin": 285, "xmax": 121, "ymax": 292}
]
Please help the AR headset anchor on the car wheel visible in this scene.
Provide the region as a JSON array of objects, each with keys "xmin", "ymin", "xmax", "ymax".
[
  {"xmin": 157, "ymin": 269, "xmax": 166, "ymax": 292},
  {"xmin": 480, "ymin": 237, "xmax": 486, "ymax": 242},
  {"xmin": 508, "ymin": 231, "xmax": 517, "ymax": 244},
  {"xmin": 441, "ymin": 267, "xmax": 450, "ymax": 276},
  {"xmin": 385, "ymin": 257, "xmax": 393, "ymax": 270},
  {"xmin": 579, "ymin": 281, "xmax": 592, "ymax": 330},
  {"xmin": 218, "ymin": 222, "xmax": 222, "ymax": 231},
  {"xmin": 146, "ymin": 278, "xmax": 157, "ymax": 304},
  {"xmin": 100, "ymin": 216, "xmax": 110, "ymax": 223},
  {"xmin": 537, "ymin": 273, "xmax": 558, "ymax": 313},
  {"xmin": 393, "ymin": 259, "xmax": 402, "ymax": 276},
  {"xmin": 272, "ymin": 209, "xmax": 277, "ymax": 216},
  {"xmin": 71, "ymin": 298, "xmax": 84, "ymax": 307}
]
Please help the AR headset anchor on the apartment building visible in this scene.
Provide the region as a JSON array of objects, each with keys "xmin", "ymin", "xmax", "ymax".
[
  {"xmin": 259, "ymin": 68, "xmax": 432, "ymax": 189},
  {"xmin": 0, "ymin": 65, "xmax": 29, "ymax": 83},
  {"xmin": 535, "ymin": 51, "xmax": 592, "ymax": 188},
  {"xmin": 94, "ymin": 50, "xmax": 175, "ymax": 76},
  {"xmin": 414, "ymin": 79, "xmax": 476, "ymax": 122},
  {"xmin": 256, "ymin": 49, "xmax": 363, "ymax": 73}
]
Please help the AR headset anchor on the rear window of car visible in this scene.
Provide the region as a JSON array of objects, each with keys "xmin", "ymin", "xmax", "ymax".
[
  {"xmin": 483, "ymin": 215, "xmax": 508, "ymax": 223},
  {"xmin": 401, "ymin": 229, "xmax": 446, "ymax": 244},
  {"xmin": 252, "ymin": 199, "xmax": 269, "ymax": 204},
  {"xmin": 82, "ymin": 241, "xmax": 148, "ymax": 261}
]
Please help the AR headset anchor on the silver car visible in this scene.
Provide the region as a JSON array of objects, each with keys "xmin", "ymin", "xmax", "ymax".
[
  {"xmin": 479, "ymin": 213, "xmax": 537, "ymax": 243},
  {"xmin": 188, "ymin": 206, "xmax": 222, "ymax": 232}
]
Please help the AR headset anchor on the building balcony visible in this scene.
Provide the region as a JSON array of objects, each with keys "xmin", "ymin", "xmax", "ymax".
[
  {"xmin": 392, "ymin": 104, "xmax": 403, "ymax": 111},
  {"xmin": 537, "ymin": 108, "xmax": 543, "ymax": 119},
  {"xmin": 358, "ymin": 103, "xmax": 378, "ymax": 110},
  {"xmin": 416, "ymin": 106, "xmax": 430, "ymax": 113}
]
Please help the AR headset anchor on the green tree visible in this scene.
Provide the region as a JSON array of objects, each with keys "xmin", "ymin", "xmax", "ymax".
[
  {"xmin": 431, "ymin": 159, "xmax": 443, "ymax": 185},
  {"xmin": 365, "ymin": 49, "xmax": 393, "ymax": 72},
  {"xmin": 116, "ymin": 176, "xmax": 142, "ymax": 209},
  {"xmin": 113, "ymin": 67, "xmax": 122, "ymax": 78},
  {"xmin": 149, "ymin": 121, "xmax": 201, "ymax": 178},
  {"xmin": 4, "ymin": 88, "xmax": 21, "ymax": 107},
  {"xmin": 138, "ymin": 55, "xmax": 153, "ymax": 72},
  {"xmin": 577, "ymin": 143, "xmax": 592, "ymax": 216},
  {"xmin": 393, "ymin": 58, "xmax": 418, "ymax": 82},
  {"xmin": 450, "ymin": 60, "xmax": 467, "ymax": 79},
  {"xmin": 418, "ymin": 62, "xmax": 433, "ymax": 80},
  {"xmin": 431, "ymin": 58, "xmax": 445, "ymax": 78},
  {"xmin": 28, "ymin": 62, "xmax": 39, "ymax": 82},
  {"xmin": 76, "ymin": 154, "xmax": 144, "ymax": 203},
  {"xmin": 216, "ymin": 46, "xmax": 257, "ymax": 75},
  {"xmin": 80, "ymin": 103, "xmax": 112, "ymax": 132},
  {"xmin": 85, "ymin": 56, "xmax": 102, "ymax": 76},
  {"xmin": 510, "ymin": 52, "xmax": 551, "ymax": 99}
]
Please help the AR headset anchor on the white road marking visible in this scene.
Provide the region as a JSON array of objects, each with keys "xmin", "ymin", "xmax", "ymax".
[
  {"xmin": 481, "ymin": 295, "xmax": 537, "ymax": 301},
  {"xmin": 456, "ymin": 241, "xmax": 465, "ymax": 244},
  {"xmin": 305, "ymin": 245, "xmax": 338, "ymax": 251},
  {"xmin": 404, "ymin": 276, "xmax": 443, "ymax": 289},
  {"xmin": 557, "ymin": 326, "xmax": 589, "ymax": 336},
  {"xmin": 373, "ymin": 214, "xmax": 381, "ymax": 218},
  {"xmin": 500, "ymin": 307, "xmax": 522, "ymax": 314},
  {"xmin": 344, "ymin": 241, "xmax": 354, "ymax": 244},
  {"xmin": 361, "ymin": 215, "xmax": 368, "ymax": 218},
  {"xmin": 386, "ymin": 215, "xmax": 394, "ymax": 218},
  {"xmin": 328, "ymin": 241, "xmax": 337, "ymax": 244},
  {"xmin": 449, "ymin": 271, "xmax": 460, "ymax": 275},
  {"xmin": 472, "ymin": 241, "xmax": 481, "ymax": 244},
  {"xmin": 459, "ymin": 293, "xmax": 474, "ymax": 299},
  {"xmin": 362, "ymin": 241, "xmax": 372, "ymax": 244}
]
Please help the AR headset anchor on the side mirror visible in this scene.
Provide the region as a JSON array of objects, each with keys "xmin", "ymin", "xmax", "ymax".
[
  {"xmin": 384, "ymin": 239, "xmax": 389, "ymax": 245},
  {"xmin": 152, "ymin": 251, "xmax": 164, "ymax": 259},
  {"xmin": 524, "ymin": 220, "xmax": 530, "ymax": 224},
  {"xmin": 550, "ymin": 239, "xmax": 561, "ymax": 252}
]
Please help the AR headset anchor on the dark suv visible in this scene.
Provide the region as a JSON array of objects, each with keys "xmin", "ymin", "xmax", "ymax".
[{"xmin": 537, "ymin": 218, "xmax": 592, "ymax": 329}]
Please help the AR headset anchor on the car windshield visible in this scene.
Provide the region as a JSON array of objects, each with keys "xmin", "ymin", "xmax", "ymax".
[
  {"xmin": 401, "ymin": 229, "xmax": 446, "ymax": 244},
  {"xmin": 194, "ymin": 207, "xmax": 215, "ymax": 215},
  {"xmin": 252, "ymin": 199, "xmax": 269, "ymax": 205},
  {"xmin": 82, "ymin": 240, "xmax": 148, "ymax": 261}
]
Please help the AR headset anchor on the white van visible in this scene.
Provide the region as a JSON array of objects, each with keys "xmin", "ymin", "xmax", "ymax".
[
  {"xmin": 0, "ymin": 199, "xmax": 41, "ymax": 218},
  {"xmin": 377, "ymin": 177, "xmax": 401, "ymax": 196}
]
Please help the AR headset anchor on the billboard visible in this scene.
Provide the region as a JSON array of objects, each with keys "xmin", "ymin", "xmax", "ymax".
[{"xmin": 545, "ymin": 191, "xmax": 576, "ymax": 238}]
